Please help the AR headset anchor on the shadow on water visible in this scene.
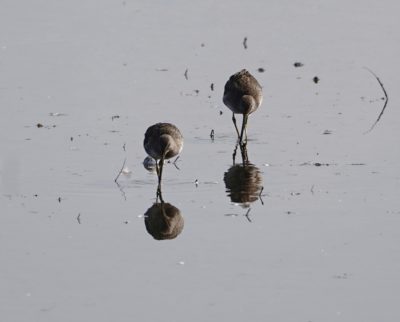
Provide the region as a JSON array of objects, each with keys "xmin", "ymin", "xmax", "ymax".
[
  {"xmin": 143, "ymin": 186, "xmax": 184, "ymax": 240},
  {"xmin": 224, "ymin": 142, "xmax": 263, "ymax": 215}
]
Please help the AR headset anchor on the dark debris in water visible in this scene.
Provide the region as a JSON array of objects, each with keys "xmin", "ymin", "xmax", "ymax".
[
  {"xmin": 333, "ymin": 273, "xmax": 349, "ymax": 279},
  {"xmin": 49, "ymin": 112, "xmax": 67, "ymax": 117},
  {"xmin": 257, "ymin": 67, "xmax": 265, "ymax": 73},
  {"xmin": 299, "ymin": 162, "xmax": 336, "ymax": 167},
  {"xmin": 36, "ymin": 123, "xmax": 56, "ymax": 129},
  {"xmin": 314, "ymin": 162, "xmax": 329, "ymax": 167},
  {"xmin": 323, "ymin": 130, "xmax": 332, "ymax": 135},
  {"xmin": 300, "ymin": 161, "xmax": 366, "ymax": 167},
  {"xmin": 363, "ymin": 67, "xmax": 389, "ymax": 134},
  {"xmin": 243, "ymin": 37, "xmax": 248, "ymax": 49},
  {"xmin": 294, "ymin": 62, "xmax": 304, "ymax": 67},
  {"xmin": 313, "ymin": 76, "xmax": 320, "ymax": 83}
]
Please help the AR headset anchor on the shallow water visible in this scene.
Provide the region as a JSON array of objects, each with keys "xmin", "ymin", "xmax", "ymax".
[{"xmin": 1, "ymin": 1, "xmax": 400, "ymax": 321}]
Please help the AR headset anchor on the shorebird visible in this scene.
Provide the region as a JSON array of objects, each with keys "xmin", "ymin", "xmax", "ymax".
[
  {"xmin": 144, "ymin": 123, "xmax": 183, "ymax": 188},
  {"xmin": 223, "ymin": 69, "xmax": 263, "ymax": 146}
]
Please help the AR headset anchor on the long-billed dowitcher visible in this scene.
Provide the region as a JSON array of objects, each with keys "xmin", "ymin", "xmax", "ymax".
[
  {"xmin": 144, "ymin": 123, "xmax": 183, "ymax": 188},
  {"xmin": 223, "ymin": 69, "xmax": 263, "ymax": 146}
]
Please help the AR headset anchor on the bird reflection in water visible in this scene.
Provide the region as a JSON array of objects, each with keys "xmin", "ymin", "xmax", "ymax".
[
  {"xmin": 224, "ymin": 143, "xmax": 263, "ymax": 220},
  {"xmin": 144, "ymin": 188, "xmax": 184, "ymax": 240}
]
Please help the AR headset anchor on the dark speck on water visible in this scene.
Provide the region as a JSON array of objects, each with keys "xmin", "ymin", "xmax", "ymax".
[
  {"xmin": 243, "ymin": 37, "xmax": 248, "ymax": 49},
  {"xmin": 294, "ymin": 62, "xmax": 304, "ymax": 67}
]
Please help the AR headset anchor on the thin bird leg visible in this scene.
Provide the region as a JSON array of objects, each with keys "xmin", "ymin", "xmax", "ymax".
[
  {"xmin": 232, "ymin": 141, "xmax": 239, "ymax": 165},
  {"xmin": 156, "ymin": 185, "xmax": 164, "ymax": 203},
  {"xmin": 158, "ymin": 156, "xmax": 165, "ymax": 189},
  {"xmin": 155, "ymin": 160, "xmax": 160, "ymax": 178},
  {"xmin": 240, "ymin": 143, "xmax": 249, "ymax": 164},
  {"xmin": 232, "ymin": 113, "xmax": 240, "ymax": 139},
  {"xmin": 239, "ymin": 114, "xmax": 249, "ymax": 147}
]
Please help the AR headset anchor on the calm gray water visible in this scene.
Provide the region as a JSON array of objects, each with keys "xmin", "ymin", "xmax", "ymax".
[{"xmin": 1, "ymin": 1, "xmax": 400, "ymax": 321}]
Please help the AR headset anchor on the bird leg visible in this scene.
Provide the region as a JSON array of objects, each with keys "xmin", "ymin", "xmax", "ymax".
[
  {"xmin": 156, "ymin": 185, "xmax": 164, "ymax": 203},
  {"xmin": 232, "ymin": 113, "xmax": 240, "ymax": 139},
  {"xmin": 155, "ymin": 160, "xmax": 160, "ymax": 177},
  {"xmin": 156, "ymin": 157, "xmax": 166, "ymax": 203},
  {"xmin": 240, "ymin": 142, "xmax": 249, "ymax": 164},
  {"xmin": 239, "ymin": 114, "xmax": 249, "ymax": 148},
  {"xmin": 232, "ymin": 141, "xmax": 239, "ymax": 165},
  {"xmin": 157, "ymin": 156, "xmax": 165, "ymax": 188}
]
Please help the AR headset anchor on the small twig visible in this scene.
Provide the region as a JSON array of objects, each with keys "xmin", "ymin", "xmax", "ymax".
[
  {"xmin": 77, "ymin": 213, "xmax": 81, "ymax": 224},
  {"xmin": 310, "ymin": 184, "xmax": 315, "ymax": 195},
  {"xmin": 114, "ymin": 157, "xmax": 127, "ymax": 183},
  {"xmin": 184, "ymin": 68, "xmax": 189, "ymax": 80},
  {"xmin": 171, "ymin": 156, "xmax": 180, "ymax": 170},
  {"xmin": 244, "ymin": 208, "xmax": 252, "ymax": 222},
  {"xmin": 243, "ymin": 37, "xmax": 248, "ymax": 49},
  {"xmin": 225, "ymin": 213, "xmax": 239, "ymax": 217},
  {"xmin": 363, "ymin": 67, "xmax": 389, "ymax": 134},
  {"xmin": 116, "ymin": 181, "xmax": 127, "ymax": 201},
  {"xmin": 258, "ymin": 186, "xmax": 264, "ymax": 205},
  {"xmin": 210, "ymin": 129, "xmax": 215, "ymax": 141},
  {"xmin": 122, "ymin": 143, "xmax": 126, "ymax": 152}
]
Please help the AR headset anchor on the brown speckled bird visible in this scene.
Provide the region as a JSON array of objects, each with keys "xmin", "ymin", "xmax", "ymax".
[
  {"xmin": 223, "ymin": 69, "xmax": 263, "ymax": 145},
  {"xmin": 144, "ymin": 123, "xmax": 183, "ymax": 187}
]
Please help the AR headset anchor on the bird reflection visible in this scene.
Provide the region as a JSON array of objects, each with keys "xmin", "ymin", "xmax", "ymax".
[
  {"xmin": 224, "ymin": 163, "xmax": 263, "ymax": 206},
  {"xmin": 224, "ymin": 143, "xmax": 263, "ymax": 208},
  {"xmin": 143, "ymin": 188, "xmax": 184, "ymax": 240}
]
